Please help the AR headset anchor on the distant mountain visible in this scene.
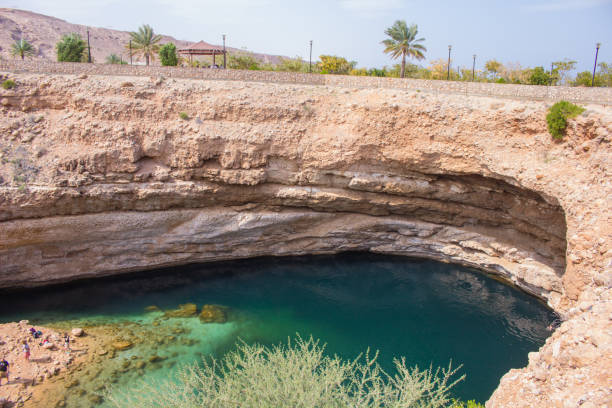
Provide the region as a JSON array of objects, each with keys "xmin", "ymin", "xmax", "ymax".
[{"xmin": 0, "ymin": 8, "xmax": 288, "ymax": 65}]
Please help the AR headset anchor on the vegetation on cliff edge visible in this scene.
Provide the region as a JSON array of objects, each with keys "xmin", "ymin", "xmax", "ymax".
[{"xmin": 546, "ymin": 101, "xmax": 585, "ymax": 140}]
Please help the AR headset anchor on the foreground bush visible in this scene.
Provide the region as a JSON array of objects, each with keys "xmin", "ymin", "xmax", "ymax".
[
  {"xmin": 107, "ymin": 336, "xmax": 465, "ymax": 408},
  {"xmin": 546, "ymin": 101, "xmax": 585, "ymax": 140}
]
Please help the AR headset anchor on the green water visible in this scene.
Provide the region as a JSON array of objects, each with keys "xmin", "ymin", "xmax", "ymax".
[{"xmin": 1, "ymin": 253, "xmax": 556, "ymax": 405}]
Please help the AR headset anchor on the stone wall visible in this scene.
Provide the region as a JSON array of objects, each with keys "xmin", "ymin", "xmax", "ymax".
[{"xmin": 2, "ymin": 59, "xmax": 611, "ymax": 104}]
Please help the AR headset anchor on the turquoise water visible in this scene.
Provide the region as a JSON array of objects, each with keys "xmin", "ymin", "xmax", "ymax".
[{"xmin": 1, "ymin": 253, "xmax": 556, "ymax": 404}]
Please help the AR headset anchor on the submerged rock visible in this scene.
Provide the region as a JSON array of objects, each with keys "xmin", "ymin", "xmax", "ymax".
[
  {"xmin": 148, "ymin": 355, "xmax": 165, "ymax": 363},
  {"xmin": 144, "ymin": 305, "xmax": 160, "ymax": 312},
  {"xmin": 163, "ymin": 303, "xmax": 197, "ymax": 318},
  {"xmin": 111, "ymin": 340, "xmax": 133, "ymax": 351},
  {"xmin": 199, "ymin": 304, "xmax": 228, "ymax": 323}
]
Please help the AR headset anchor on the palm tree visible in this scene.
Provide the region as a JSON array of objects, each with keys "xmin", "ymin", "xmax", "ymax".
[
  {"xmin": 11, "ymin": 38, "xmax": 36, "ymax": 60},
  {"xmin": 127, "ymin": 24, "xmax": 162, "ymax": 66},
  {"xmin": 382, "ymin": 21, "xmax": 426, "ymax": 78}
]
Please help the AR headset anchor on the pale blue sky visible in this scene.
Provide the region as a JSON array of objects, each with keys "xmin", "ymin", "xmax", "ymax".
[{"xmin": 4, "ymin": 0, "xmax": 611, "ymax": 72}]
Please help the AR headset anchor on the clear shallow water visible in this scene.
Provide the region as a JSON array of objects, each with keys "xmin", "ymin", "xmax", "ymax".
[{"xmin": 0, "ymin": 253, "xmax": 556, "ymax": 404}]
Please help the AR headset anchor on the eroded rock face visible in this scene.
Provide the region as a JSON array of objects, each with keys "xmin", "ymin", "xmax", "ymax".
[{"xmin": 0, "ymin": 74, "xmax": 610, "ymax": 407}]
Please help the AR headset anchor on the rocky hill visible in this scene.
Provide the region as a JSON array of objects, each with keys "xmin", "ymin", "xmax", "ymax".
[{"xmin": 0, "ymin": 8, "xmax": 287, "ymax": 65}]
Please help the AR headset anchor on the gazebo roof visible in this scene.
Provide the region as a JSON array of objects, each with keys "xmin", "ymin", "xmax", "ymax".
[{"xmin": 178, "ymin": 41, "xmax": 225, "ymax": 55}]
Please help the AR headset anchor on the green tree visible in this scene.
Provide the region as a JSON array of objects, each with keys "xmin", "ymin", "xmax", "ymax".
[
  {"xmin": 159, "ymin": 43, "xmax": 178, "ymax": 66},
  {"xmin": 382, "ymin": 20, "xmax": 426, "ymax": 78},
  {"xmin": 528, "ymin": 66, "xmax": 551, "ymax": 85},
  {"xmin": 317, "ymin": 55, "xmax": 354, "ymax": 74},
  {"xmin": 105, "ymin": 54, "xmax": 126, "ymax": 64},
  {"xmin": 485, "ymin": 60, "xmax": 503, "ymax": 80},
  {"xmin": 551, "ymin": 59, "xmax": 577, "ymax": 85},
  {"xmin": 11, "ymin": 38, "xmax": 36, "ymax": 60},
  {"xmin": 56, "ymin": 33, "xmax": 87, "ymax": 62},
  {"xmin": 228, "ymin": 54, "xmax": 261, "ymax": 70},
  {"xmin": 128, "ymin": 24, "xmax": 162, "ymax": 66},
  {"xmin": 573, "ymin": 70, "xmax": 605, "ymax": 87}
]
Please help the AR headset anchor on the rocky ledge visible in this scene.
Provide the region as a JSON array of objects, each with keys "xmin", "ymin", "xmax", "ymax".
[{"xmin": 0, "ymin": 73, "xmax": 610, "ymax": 407}]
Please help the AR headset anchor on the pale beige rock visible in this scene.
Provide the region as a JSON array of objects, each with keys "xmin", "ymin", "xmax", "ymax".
[{"xmin": 70, "ymin": 328, "xmax": 84, "ymax": 337}]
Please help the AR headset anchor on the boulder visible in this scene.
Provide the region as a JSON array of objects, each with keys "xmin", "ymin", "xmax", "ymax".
[
  {"xmin": 71, "ymin": 328, "xmax": 84, "ymax": 337},
  {"xmin": 199, "ymin": 304, "xmax": 228, "ymax": 323},
  {"xmin": 144, "ymin": 305, "xmax": 160, "ymax": 312}
]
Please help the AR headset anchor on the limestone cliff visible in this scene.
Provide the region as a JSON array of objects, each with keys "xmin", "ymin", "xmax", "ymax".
[{"xmin": 0, "ymin": 73, "xmax": 610, "ymax": 407}]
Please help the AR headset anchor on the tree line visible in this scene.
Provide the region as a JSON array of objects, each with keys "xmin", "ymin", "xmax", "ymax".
[{"xmin": 9, "ymin": 22, "xmax": 609, "ymax": 87}]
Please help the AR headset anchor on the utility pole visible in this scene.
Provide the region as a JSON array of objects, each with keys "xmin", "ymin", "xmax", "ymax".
[
  {"xmin": 87, "ymin": 29, "xmax": 92, "ymax": 63},
  {"xmin": 472, "ymin": 54, "xmax": 476, "ymax": 81},
  {"xmin": 447, "ymin": 45, "xmax": 452, "ymax": 80},
  {"xmin": 129, "ymin": 40, "xmax": 132, "ymax": 65},
  {"xmin": 309, "ymin": 40, "xmax": 313, "ymax": 73},
  {"xmin": 223, "ymin": 34, "xmax": 226, "ymax": 69},
  {"xmin": 592, "ymin": 43, "xmax": 601, "ymax": 87},
  {"xmin": 550, "ymin": 62, "xmax": 555, "ymax": 85}
]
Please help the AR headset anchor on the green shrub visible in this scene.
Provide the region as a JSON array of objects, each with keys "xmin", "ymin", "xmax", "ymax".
[
  {"xmin": 106, "ymin": 336, "xmax": 465, "ymax": 408},
  {"xmin": 179, "ymin": 112, "xmax": 189, "ymax": 120},
  {"xmin": 159, "ymin": 43, "xmax": 178, "ymax": 66},
  {"xmin": 2, "ymin": 79, "xmax": 16, "ymax": 89},
  {"xmin": 546, "ymin": 101, "xmax": 585, "ymax": 140}
]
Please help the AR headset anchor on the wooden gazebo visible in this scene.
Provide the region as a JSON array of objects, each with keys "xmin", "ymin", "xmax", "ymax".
[{"xmin": 178, "ymin": 41, "xmax": 226, "ymax": 67}]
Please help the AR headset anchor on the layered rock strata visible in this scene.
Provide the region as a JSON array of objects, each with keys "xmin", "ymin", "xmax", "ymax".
[{"xmin": 0, "ymin": 73, "xmax": 610, "ymax": 407}]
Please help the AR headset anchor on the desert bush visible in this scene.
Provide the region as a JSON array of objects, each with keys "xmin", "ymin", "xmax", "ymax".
[
  {"xmin": 106, "ymin": 336, "xmax": 464, "ymax": 408},
  {"xmin": 276, "ymin": 57, "xmax": 312, "ymax": 73},
  {"xmin": 546, "ymin": 101, "xmax": 585, "ymax": 140},
  {"xmin": 228, "ymin": 54, "xmax": 260, "ymax": 70},
  {"xmin": 179, "ymin": 112, "xmax": 189, "ymax": 120},
  {"xmin": 106, "ymin": 54, "xmax": 127, "ymax": 65},
  {"xmin": 350, "ymin": 68, "xmax": 368, "ymax": 76},
  {"xmin": 2, "ymin": 79, "xmax": 16, "ymax": 89}
]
